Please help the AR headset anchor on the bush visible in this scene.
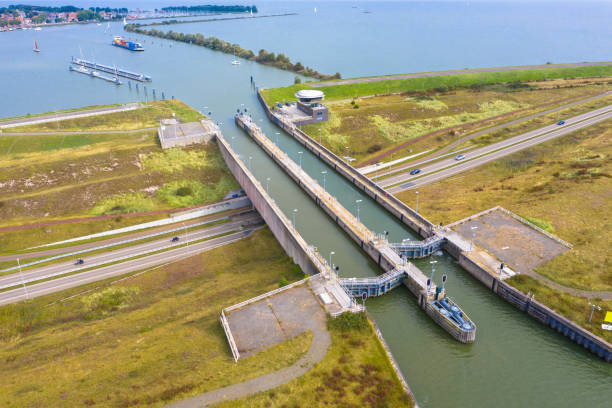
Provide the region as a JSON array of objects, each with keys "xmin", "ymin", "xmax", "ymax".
[
  {"xmin": 175, "ymin": 186, "xmax": 193, "ymax": 196},
  {"xmin": 327, "ymin": 311, "xmax": 368, "ymax": 332},
  {"xmin": 353, "ymin": 104, "xmax": 359, "ymax": 109},
  {"xmin": 278, "ymin": 277, "xmax": 289, "ymax": 287},
  {"xmin": 367, "ymin": 144, "xmax": 382, "ymax": 154},
  {"xmin": 294, "ymin": 76, "xmax": 302, "ymax": 84}
]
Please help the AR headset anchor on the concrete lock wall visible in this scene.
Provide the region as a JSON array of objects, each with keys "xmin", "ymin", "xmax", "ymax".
[
  {"xmin": 258, "ymin": 91, "xmax": 433, "ymax": 238},
  {"xmin": 215, "ymin": 134, "xmax": 320, "ymax": 277}
]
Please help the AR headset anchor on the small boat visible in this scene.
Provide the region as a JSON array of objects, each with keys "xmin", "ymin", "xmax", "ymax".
[
  {"xmin": 34, "ymin": 27, "xmax": 41, "ymax": 31},
  {"xmin": 33, "ymin": 40, "xmax": 40, "ymax": 53},
  {"xmin": 231, "ymin": 50, "xmax": 241, "ymax": 65},
  {"xmin": 97, "ymin": 23, "xmax": 101, "ymax": 26}
]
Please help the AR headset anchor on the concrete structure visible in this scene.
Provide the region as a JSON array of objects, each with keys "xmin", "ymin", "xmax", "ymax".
[
  {"xmin": 256, "ymin": 89, "xmax": 612, "ymax": 361},
  {"xmin": 235, "ymin": 113, "xmax": 475, "ymax": 343},
  {"xmin": 271, "ymin": 89, "xmax": 329, "ymax": 126},
  {"xmin": 158, "ymin": 118, "xmax": 219, "ymax": 149}
]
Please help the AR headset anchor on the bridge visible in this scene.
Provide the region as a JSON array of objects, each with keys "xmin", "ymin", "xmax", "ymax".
[{"xmin": 235, "ymin": 113, "xmax": 476, "ymax": 343}]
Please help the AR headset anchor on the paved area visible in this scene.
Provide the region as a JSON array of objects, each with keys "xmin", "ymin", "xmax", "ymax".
[
  {"xmin": 312, "ymin": 61, "xmax": 612, "ymax": 87},
  {"xmin": 454, "ymin": 209, "xmax": 568, "ymax": 274},
  {"xmin": 169, "ymin": 281, "xmax": 332, "ymax": 408},
  {"xmin": 0, "ymin": 103, "xmax": 143, "ymax": 128},
  {"xmin": 227, "ymin": 284, "xmax": 325, "ymax": 357}
]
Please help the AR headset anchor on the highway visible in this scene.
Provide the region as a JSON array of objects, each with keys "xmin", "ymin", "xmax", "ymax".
[
  {"xmin": 0, "ymin": 213, "xmax": 262, "ymax": 290},
  {"xmin": 0, "ymin": 229, "xmax": 257, "ymax": 306},
  {"xmin": 379, "ymin": 104, "xmax": 612, "ymax": 193}
]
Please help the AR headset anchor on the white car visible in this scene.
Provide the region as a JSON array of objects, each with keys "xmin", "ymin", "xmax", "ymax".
[{"xmin": 455, "ymin": 154, "xmax": 466, "ymax": 161}]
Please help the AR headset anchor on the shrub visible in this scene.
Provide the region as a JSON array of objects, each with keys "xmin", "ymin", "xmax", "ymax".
[
  {"xmin": 175, "ymin": 186, "xmax": 193, "ymax": 196},
  {"xmin": 327, "ymin": 311, "xmax": 368, "ymax": 332},
  {"xmin": 278, "ymin": 277, "xmax": 289, "ymax": 287},
  {"xmin": 294, "ymin": 76, "xmax": 302, "ymax": 84}
]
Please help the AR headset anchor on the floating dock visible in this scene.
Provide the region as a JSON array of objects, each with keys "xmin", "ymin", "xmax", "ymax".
[{"xmin": 71, "ymin": 57, "xmax": 152, "ymax": 82}]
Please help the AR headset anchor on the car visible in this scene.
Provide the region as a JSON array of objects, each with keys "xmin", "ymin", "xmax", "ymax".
[
  {"xmin": 557, "ymin": 120, "xmax": 565, "ymax": 125},
  {"xmin": 171, "ymin": 236, "xmax": 180, "ymax": 242},
  {"xmin": 75, "ymin": 259, "xmax": 84, "ymax": 265},
  {"xmin": 409, "ymin": 168, "xmax": 421, "ymax": 175},
  {"xmin": 455, "ymin": 154, "xmax": 466, "ymax": 161}
]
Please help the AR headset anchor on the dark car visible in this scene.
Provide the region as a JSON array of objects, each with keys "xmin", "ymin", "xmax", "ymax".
[
  {"xmin": 409, "ymin": 168, "xmax": 421, "ymax": 175},
  {"xmin": 75, "ymin": 259, "xmax": 84, "ymax": 265},
  {"xmin": 557, "ymin": 120, "xmax": 565, "ymax": 125},
  {"xmin": 171, "ymin": 236, "xmax": 180, "ymax": 242}
]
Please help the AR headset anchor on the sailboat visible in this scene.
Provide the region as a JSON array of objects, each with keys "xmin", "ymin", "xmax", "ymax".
[
  {"xmin": 33, "ymin": 40, "xmax": 40, "ymax": 53},
  {"xmin": 123, "ymin": 17, "xmax": 127, "ymax": 26},
  {"xmin": 231, "ymin": 50, "xmax": 241, "ymax": 65}
]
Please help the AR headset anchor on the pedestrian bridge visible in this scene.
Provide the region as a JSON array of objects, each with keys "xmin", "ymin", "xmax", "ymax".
[
  {"xmin": 389, "ymin": 235, "xmax": 446, "ymax": 258},
  {"xmin": 339, "ymin": 268, "xmax": 408, "ymax": 298}
]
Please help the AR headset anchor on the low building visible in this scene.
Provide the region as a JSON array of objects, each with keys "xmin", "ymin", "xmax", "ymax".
[
  {"xmin": 157, "ymin": 118, "xmax": 220, "ymax": 149},
  {"xmin": 273, "ymin": 89, "xmax": 329, "ymax": 126}
]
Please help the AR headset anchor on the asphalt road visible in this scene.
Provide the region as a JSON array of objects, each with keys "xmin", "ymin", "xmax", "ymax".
[
  {"xmin": 0, "ymin": 229, "xmax": 256, "ymax": 306},
  {"xmin": 382, "ymin": 104, "xmax": 612, "ymax": 193},
  {"xmin": 0, "ymin": 213, "xmax": 261, "ymax": 290},
  {"xmin": 312, "ymin": 61, "xmax": 612, "ymax": 87},
  {"xmin": 374, "ymin": 91, "xmax": 612, "ymax": 179}
]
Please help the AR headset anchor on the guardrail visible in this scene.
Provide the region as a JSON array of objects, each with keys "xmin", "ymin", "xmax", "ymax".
[
  {"xmin": 220, "ymin": 310, "xmax": 240, "ymax": 362},
  {"xmin": 1, "ymin": 216, "xmax": 235, "ymax": 274}
]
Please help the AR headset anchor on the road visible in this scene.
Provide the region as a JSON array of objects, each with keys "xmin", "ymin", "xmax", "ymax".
[
  {"xmin": 312, "ymin": 61, "xmax": 612, "ymax": 87},
  {"xmin": 380, "ymin": 104, "xmax": 612, "ymax": 193},
  {"xmin": 0, "ymin": 229, "xmax": 256, "ymax": 306},
  {"xmin": 372, "ymin": 91, "xmax": 612, "ymax": 176},
  {"xmin": 0, "ymin": 213, "xmax": 261, "ymax": 290},
  {"xmin": 0, "ymin": 103, "xmax": 143, "ymax": 128}
]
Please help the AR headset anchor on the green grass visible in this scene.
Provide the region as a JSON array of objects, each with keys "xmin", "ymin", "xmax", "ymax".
[
  {"xmin": 261, "ymin": 64, "xmax": 612, "ymax": 104},
  {"xmin": 156, "ymin": 176, "xmax": 239, "ymax": 207},
  {"xmin": 0, "ymin": 228, "xmax": 313, "ymax": 407},
  {"xmin": 396, "ymin": 119, "xmax": 612, "ymax": 292},
  {"xmin": 217, "ymin": 312, "xmax": 413, "ymax": 408},
  {"xmin": 3, "ymin": 99, "xmax": 203, "ymax": 133},
  {"xmin": 299, "ymin": 81, "xmax": 610, "ymax": 165},
  {"xmin": 508, "ymin": 275, "xmax": 612, "ymax": 343},
  {"xmin": 0, "ymin": 103, "xmax": 120, "ymax": 123},
  {"xmin": 524, "ymin": 217, "xmax": 555, "ymax": 233}
]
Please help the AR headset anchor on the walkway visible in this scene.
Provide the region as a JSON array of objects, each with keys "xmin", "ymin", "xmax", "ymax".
[
  {"xmin": 312, "ymin": 61, "xmax": 612, "ymax": 87},
  {"xmin": 167, "ymin": 289, "xmax": 331, "ymax": 408},
  {"xmin": 3, "ymin": 127, "xmax": 157, "ymax": 135},
  {"xmin": 0, "ymin": 103, "xmax": 144, "ymax": 128}
]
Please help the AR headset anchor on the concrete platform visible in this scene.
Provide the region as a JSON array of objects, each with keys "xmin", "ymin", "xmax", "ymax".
[{"xmin": 158, "ymin": 118, "xmax": 219, "ymax": 149}]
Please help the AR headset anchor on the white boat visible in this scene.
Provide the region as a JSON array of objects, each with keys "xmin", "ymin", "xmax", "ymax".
[
  {"xmin": 231, "ymin": 50, "xmax": 241, "ymax": 65},
  {"xmin": 34, "ymin": 27, "xmax": 41, "ymax": 31}
]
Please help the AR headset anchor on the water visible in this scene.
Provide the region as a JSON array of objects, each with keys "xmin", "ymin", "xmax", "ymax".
[{"xmin": 1, "ymin": 2, "xmax": 611, "ymax": 407}]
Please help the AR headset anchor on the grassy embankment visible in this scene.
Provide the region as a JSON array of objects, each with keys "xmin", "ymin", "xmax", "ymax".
[
  {"xmin": 0, "ymin": 100, "xmax": 238, "ymax": 252},
  {"xmin": 0, "ymin": 228, "xmax": 413, "ymax": 407},
  {"xmin": 217, "ymin": 312, "xmax": 414, "ymax": 408},
  {"xmin": 261, "ymin": 65, "xmax": 612, "ymax": 165},
  {"xmin": 395, "ymin": 120, "xmax": 612, "ymax": 341},
  {"xmin": 0, "ymin": 228, "xmax": 309, "ymax": 407},
  {"xmin": 0, "ymin": 103, "xmax": 120, "ymax": 123}
]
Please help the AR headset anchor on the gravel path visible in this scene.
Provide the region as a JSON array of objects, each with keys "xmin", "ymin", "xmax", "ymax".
[{"xmin": 166, "ymin": 302, "xmax": 330, "ymax": 408}]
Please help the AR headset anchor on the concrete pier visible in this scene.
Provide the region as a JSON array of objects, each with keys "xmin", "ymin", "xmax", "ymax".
[{"xmin": 235, "ymin": 113, "xmax": 476, "ymax": 343}]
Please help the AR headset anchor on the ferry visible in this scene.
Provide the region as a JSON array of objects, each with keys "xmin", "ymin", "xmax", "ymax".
[{"xmin": 112, "ymin": 35, "xmax": 144, "ymax": 51}]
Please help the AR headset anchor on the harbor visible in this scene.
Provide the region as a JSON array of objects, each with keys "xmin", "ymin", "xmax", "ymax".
[{"xmin": 71, "ymin": 56, "xmax": 151, "ymax": 82}]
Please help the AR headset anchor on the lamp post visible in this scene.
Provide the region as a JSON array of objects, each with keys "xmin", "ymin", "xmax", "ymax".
[
  {"xmin": 429, "ymin": 259, "xmax": 437, "ymax": 293},
  {"xmin": 298, "ymin": 151, "xmax": 303, "ymax": 168},
  {"xmin": 415, "ymin": 191, "xmax": 419, "ymax": 214},
  {"xmin": 329, "ymin": 251, "xmax": 335, "ymax": 279},
  {"xmin": 588, "ymin": 302, "xmax": 601, "ymax": 323},
  {"xmin": 292, "ymin": 208, "xmax": 298, "ymax": 230},
  {"xmin": 319, "ymin": 128, "xmax": 322, "ymax": 145},
  {"xmin": 321, "ymin": 170, "xmax": 327, "ymax": 190},
  {"xmin": 275, "ymin": 132, "xmax": 280, "ymax": 145},
  {"xmin": 470, "ymin": 226, "xmax": 478, "ymax": 251},
  {"xmin": 500, "ymin": 246, "xmax": 509, "ymax": 278},
  {"xmin": 266, "ymin": 177, "xmax": 271, "ymax": 194},
  {"xmin": 345, "ymin": 146, "xmax": 349, "ymax": 163},
  {"xmin": 248, "ymin": 156, "xmax": 253, "ymax": 171},
  {"xmin": 17, "ymin": 258, "xmax": 29, "ymax": 300},
  {"xmin": 356, "ymin": 199, "xmax": 362, "ymax": 222}
]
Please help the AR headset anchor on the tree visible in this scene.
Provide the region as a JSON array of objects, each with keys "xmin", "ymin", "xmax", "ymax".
[
  {"xmin": 294, "ymin": 76, "xmax": 302, "ymax": 84},
  {"xmin": 77, "ymin": 9, "xmax": 95, "ymax": 21},
  {"xmin": 294, "ymin": 61, "xmax": 304, "ymax": 71}
]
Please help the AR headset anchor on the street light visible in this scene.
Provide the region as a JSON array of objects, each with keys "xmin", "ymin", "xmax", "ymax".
[
  {"xmin": 321, "ymin": 170, "xmax": 327, "ymax": 190},
  {"xmin": 329, "ymin": 251, "xmax": 335, "ymax": 279},
  {"xmin": 319, "ymin": 128, "xmax": 322, "ymax": 145},
  {"xmin": 298, "ymin": 151, "xmax": 303, "ymax": 168},
  {"xmin": 429, "ymin": 259, "xmax": 437, "ymax": 291},
  {"xmin": 248, "ymin": 156, "xmax": 253, "ymax": 171},
  {"xmin": 356, "ymin": 199, "xmax": 362, "ymax": 222},
  {"xmin": 415, "ymin": 191, "xmax": 420, "ymax": 214},
  {"xmin": 589, "ymin": 302, "xmax": 602, "ymax": 323},
  {"xmin": 17, "ymin": 258, "xmax": 29, "ymax": 300},
  {"xmin": 292, "ymin": 208, "xmax": 298, "ymax": 230},
  {"xmin": 345, "ymin": 146, "xmax": 349, "ymax": 163},
  {"xmin": 500, "ymin": 246, "xmax": 509, "ymax": 278},
  {"xmin": 266, "ymin": 177, "xmax": 271, "ymax": 194},
  {"xmin": 275, "ymin": 132, "xmax": 280, "ymax": 145},
  {"xmin": 470, "ymin": 226, "xmax": 478, "ymax": 251}
]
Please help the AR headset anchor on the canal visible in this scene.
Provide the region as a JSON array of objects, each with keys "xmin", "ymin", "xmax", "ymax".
[{"xmin": 1, "ymin": 4, "xmax": 611, "ymax": 407}]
